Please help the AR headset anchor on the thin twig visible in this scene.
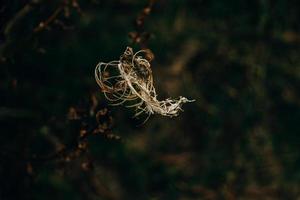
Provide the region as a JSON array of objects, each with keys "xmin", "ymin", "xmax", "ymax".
[
  {"xmin": 0, "ymin": 0, "xmax": 43, "ymax": 58},
  {"xmin": 34, "ymin": 6, "xmax": 63, "ymax": 32}
]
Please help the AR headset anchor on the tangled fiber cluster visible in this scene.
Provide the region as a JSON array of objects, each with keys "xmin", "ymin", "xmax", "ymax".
[{"xmin": 95, "ymin": 47, "xmax": 194, "ymax": 120}]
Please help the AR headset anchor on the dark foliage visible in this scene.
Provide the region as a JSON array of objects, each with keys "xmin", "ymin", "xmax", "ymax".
[{"xmin": 1, "ymin": 0, "xmax": 300, "ymax": 199}]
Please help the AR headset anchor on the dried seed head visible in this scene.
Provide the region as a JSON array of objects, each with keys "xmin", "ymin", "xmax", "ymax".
[{"xmin": 95, "ymin": 47, "xmax": 194, "ymax": 122}]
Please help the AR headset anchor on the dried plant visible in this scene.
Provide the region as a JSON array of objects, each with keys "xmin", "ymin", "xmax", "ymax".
[{"xmin": 95, "ymin": 47, "xmax": 194, "ymax": 121}]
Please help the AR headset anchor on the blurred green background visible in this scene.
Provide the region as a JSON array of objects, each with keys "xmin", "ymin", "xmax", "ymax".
[{"xmin": 1, "ymin": 0, "xmax": 300, "ymax": 199}]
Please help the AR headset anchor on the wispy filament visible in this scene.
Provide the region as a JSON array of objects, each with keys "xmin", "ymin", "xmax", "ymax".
[{"xmin": 95, "ymin": 47, "xmax": 194, "ymax": 121}]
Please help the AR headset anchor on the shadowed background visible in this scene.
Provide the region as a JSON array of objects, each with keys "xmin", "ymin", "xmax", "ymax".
[{"xmin": 0, "ymin": 0, "xmax": 300, "ymax": 199}]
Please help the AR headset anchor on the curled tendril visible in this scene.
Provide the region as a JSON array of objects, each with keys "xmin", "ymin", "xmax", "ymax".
[{"xmin": 95, "ymin": 47, "xmax": 194, "ymax": 121}]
